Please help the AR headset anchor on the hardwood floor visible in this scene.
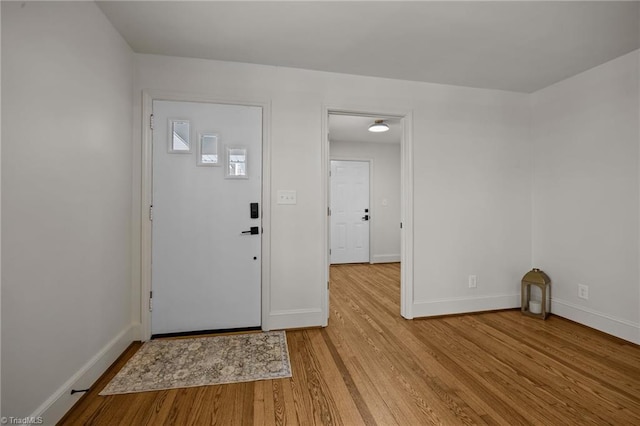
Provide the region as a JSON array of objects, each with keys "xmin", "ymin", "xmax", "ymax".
[{"xmin": 60, "ymin": 263, "xmax": 640, "ymax": 425}]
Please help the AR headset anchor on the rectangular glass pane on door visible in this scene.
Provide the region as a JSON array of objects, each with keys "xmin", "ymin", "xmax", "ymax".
[
  {"xmin": 169, "ymin": 119, "xmax": 191, "ymax": 152},
  {"xmin": 198, "ymin": 133, "xmax": 219, "ymax": 166},
  {"xmin": 226, "ymin": 146, "xmax": 248, "ymax": 178}
]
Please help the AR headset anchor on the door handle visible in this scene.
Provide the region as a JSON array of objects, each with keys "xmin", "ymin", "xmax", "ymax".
[
  {"xmin": 242, "ymin": 226, "xmax": 260, "ymax": 235},
  {"xmin": 362, "ymin": 215, "xmax": 369, "ymax": 221}
]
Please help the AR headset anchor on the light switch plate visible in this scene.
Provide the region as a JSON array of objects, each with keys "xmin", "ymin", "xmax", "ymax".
[{"xmin": 277, "ymin": 190, "xmax": 297, "ymax": 205}]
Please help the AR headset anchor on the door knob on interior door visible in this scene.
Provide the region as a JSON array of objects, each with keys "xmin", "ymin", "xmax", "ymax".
[
  {"xmin": 242, "ymin": 227, "xmax": 260, "ymax": 235},
  {"xmin": 362, "ymin": 215, "xmax": 369, "ymax": 221}
]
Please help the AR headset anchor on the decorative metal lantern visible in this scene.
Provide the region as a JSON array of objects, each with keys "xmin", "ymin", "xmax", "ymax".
[{"xmin": 521, "ymin": 268, "xmax": 551, "ymax": 319}]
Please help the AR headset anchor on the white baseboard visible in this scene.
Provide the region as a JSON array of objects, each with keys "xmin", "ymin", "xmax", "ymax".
[
  {"xmin": 551, "ymin": 298, "xmax": 640, "ymax": 345},
  {"xmin": 267, "ymin": 308, "xmax": 324, "ymax": 330},
  {"xmin": 412, "ymin": 293, "xmax": 520, "ymax": 318},
  {"xmin": 131, "ymin": 321, "xmax": 142, "ymax": 341},
  {"xmin": 30, "ymin": 323, "xmax": 136, "ymax": 425},
  {"xmin": 371, "ymin": 254, "xmax": 401, "ymax": 264}
]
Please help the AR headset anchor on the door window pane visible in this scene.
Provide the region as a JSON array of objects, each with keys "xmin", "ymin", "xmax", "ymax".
[
  {"xmin": 169, "ymin": 119, "xmax": 191, "ymax": 152},
  {"xmin": 226, "ymin": 146, "xmax": 248, "ymax": 179},
  {"xmin": 198, "ymin": 133, "xmax": 219, "ymax": 166}
]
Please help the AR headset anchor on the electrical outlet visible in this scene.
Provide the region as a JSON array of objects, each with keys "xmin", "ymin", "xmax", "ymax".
[
  {"xmin": 468, "ymin": 275, "xmax": 477, "ymax": 289},
  {"xmin": 578, "ymin": 284, "xmax": 589, "ymax": 300}
]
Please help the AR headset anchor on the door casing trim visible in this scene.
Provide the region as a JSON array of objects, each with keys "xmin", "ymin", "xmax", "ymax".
[
  {"xmin": 323, "ymin": 107, "xmax": 414, "ymax": 322},
  {"xmin": 140, "ymin": 90, "xmax": 272, "ymax": 340}
]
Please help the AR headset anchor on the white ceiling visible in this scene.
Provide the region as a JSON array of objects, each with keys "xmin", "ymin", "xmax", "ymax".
[
  {"xmin": 329, "ymin": 115, "xmax": 402, "ymax": 144},
  {"xmin": 97, "ymin": 1, "xmax": 639, "ymax": 93}
]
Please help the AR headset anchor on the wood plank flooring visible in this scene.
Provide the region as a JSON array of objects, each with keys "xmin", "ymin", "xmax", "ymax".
[{"xmin": 60, "ymin": 263, "xmax": 640, "ymax": 425}]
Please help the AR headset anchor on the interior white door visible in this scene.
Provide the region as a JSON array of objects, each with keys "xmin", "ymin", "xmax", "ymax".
[
  {"xmin": 330, "ymin": 160, "xmax": 370, "ymax": 264},
  {"xmin": 151, "ymin": 100, "xmax": 262, "ymax": 335}
]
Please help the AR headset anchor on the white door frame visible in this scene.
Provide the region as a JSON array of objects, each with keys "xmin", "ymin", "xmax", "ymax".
[
  {"xmin": 329, "ymin": 158, "xmax": 374, "ymax": 264},
  {"xmin": 140, "ymin": 90, "xmax": 271, "ymax": 340},
  {"xmin": 322, "ymin": 107, "xmax": 414, "ymax": 322}
]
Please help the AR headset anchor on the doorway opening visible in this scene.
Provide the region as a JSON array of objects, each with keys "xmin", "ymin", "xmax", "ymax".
[{"xmin": 323, "ymin": 109, "xmax": 413, "ymax": 322}]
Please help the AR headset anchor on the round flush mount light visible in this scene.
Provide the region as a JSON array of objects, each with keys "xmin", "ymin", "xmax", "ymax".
[{"xmin": 368, "ymin": 119, "xmax": 390, "ymax": 133}]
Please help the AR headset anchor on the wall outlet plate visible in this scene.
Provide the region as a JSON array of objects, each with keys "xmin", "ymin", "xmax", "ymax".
[
  {"xmin": 468, "ymin": 275, "xmax": 477, "ymax": 289},
  {"xmin": 578, "ymin": 284, "xmax": 589, "ymax": 300}
]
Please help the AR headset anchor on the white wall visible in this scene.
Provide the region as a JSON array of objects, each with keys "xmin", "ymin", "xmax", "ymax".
[
  {"xmin": 0, "ymin": 2, "xmax": 3, "ymax": 417},
  {"xmin": 412, "ymin": 87, "xmax": 533, "ymax": 314},
  {"xmin": 330, "ymin": 140, "xmax": 401, "ymax": 263},
  {"xmin": 133, "ymin": 54, "xmax": 532, "ymax": 327},
  {"xmin": 531, "ymin": 50, "xmax": 640, "ymax": 344},
  {"xmin": 1, "ymin": 2, "xmax": 134, "ymax": 421}
]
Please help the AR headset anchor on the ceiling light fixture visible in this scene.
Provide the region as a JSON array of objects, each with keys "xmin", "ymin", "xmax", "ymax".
[{"xmin": 368, "ymin": 119, "xmax": 390, "ymax": 133}]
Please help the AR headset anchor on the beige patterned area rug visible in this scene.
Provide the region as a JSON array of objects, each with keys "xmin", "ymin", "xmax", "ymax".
[{"xmin": 100, "ymin": 331, "xmax": 291, "ymax": 395}]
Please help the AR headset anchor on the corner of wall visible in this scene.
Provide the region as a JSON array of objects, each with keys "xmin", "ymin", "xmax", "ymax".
[
  {"xmin": 0, "ymin": 1, "xmax": 3, "ymax": 417},
  {"xmin": 530, "ymin": 50, "xmax": 640, "ymax": 345},
  {"xmin": 32, "ymin": 324, "xmax": 136, "ymax": 425},
  {"xmin": 528, "ymin": 90, "xmax": 536, "ymax": 272},
  {"xmin": 637, "ymin": 47, "xmax": 640, "ymax": 348}
]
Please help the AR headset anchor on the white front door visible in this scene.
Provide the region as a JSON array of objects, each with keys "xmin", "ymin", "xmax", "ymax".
[
  {"xmin": 330, "ymin": 160, "xmax": 370, "ymax": 264},
  {"xmin": 151, "ymin": 100, "xmax": 262, "ymax": 335}
]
